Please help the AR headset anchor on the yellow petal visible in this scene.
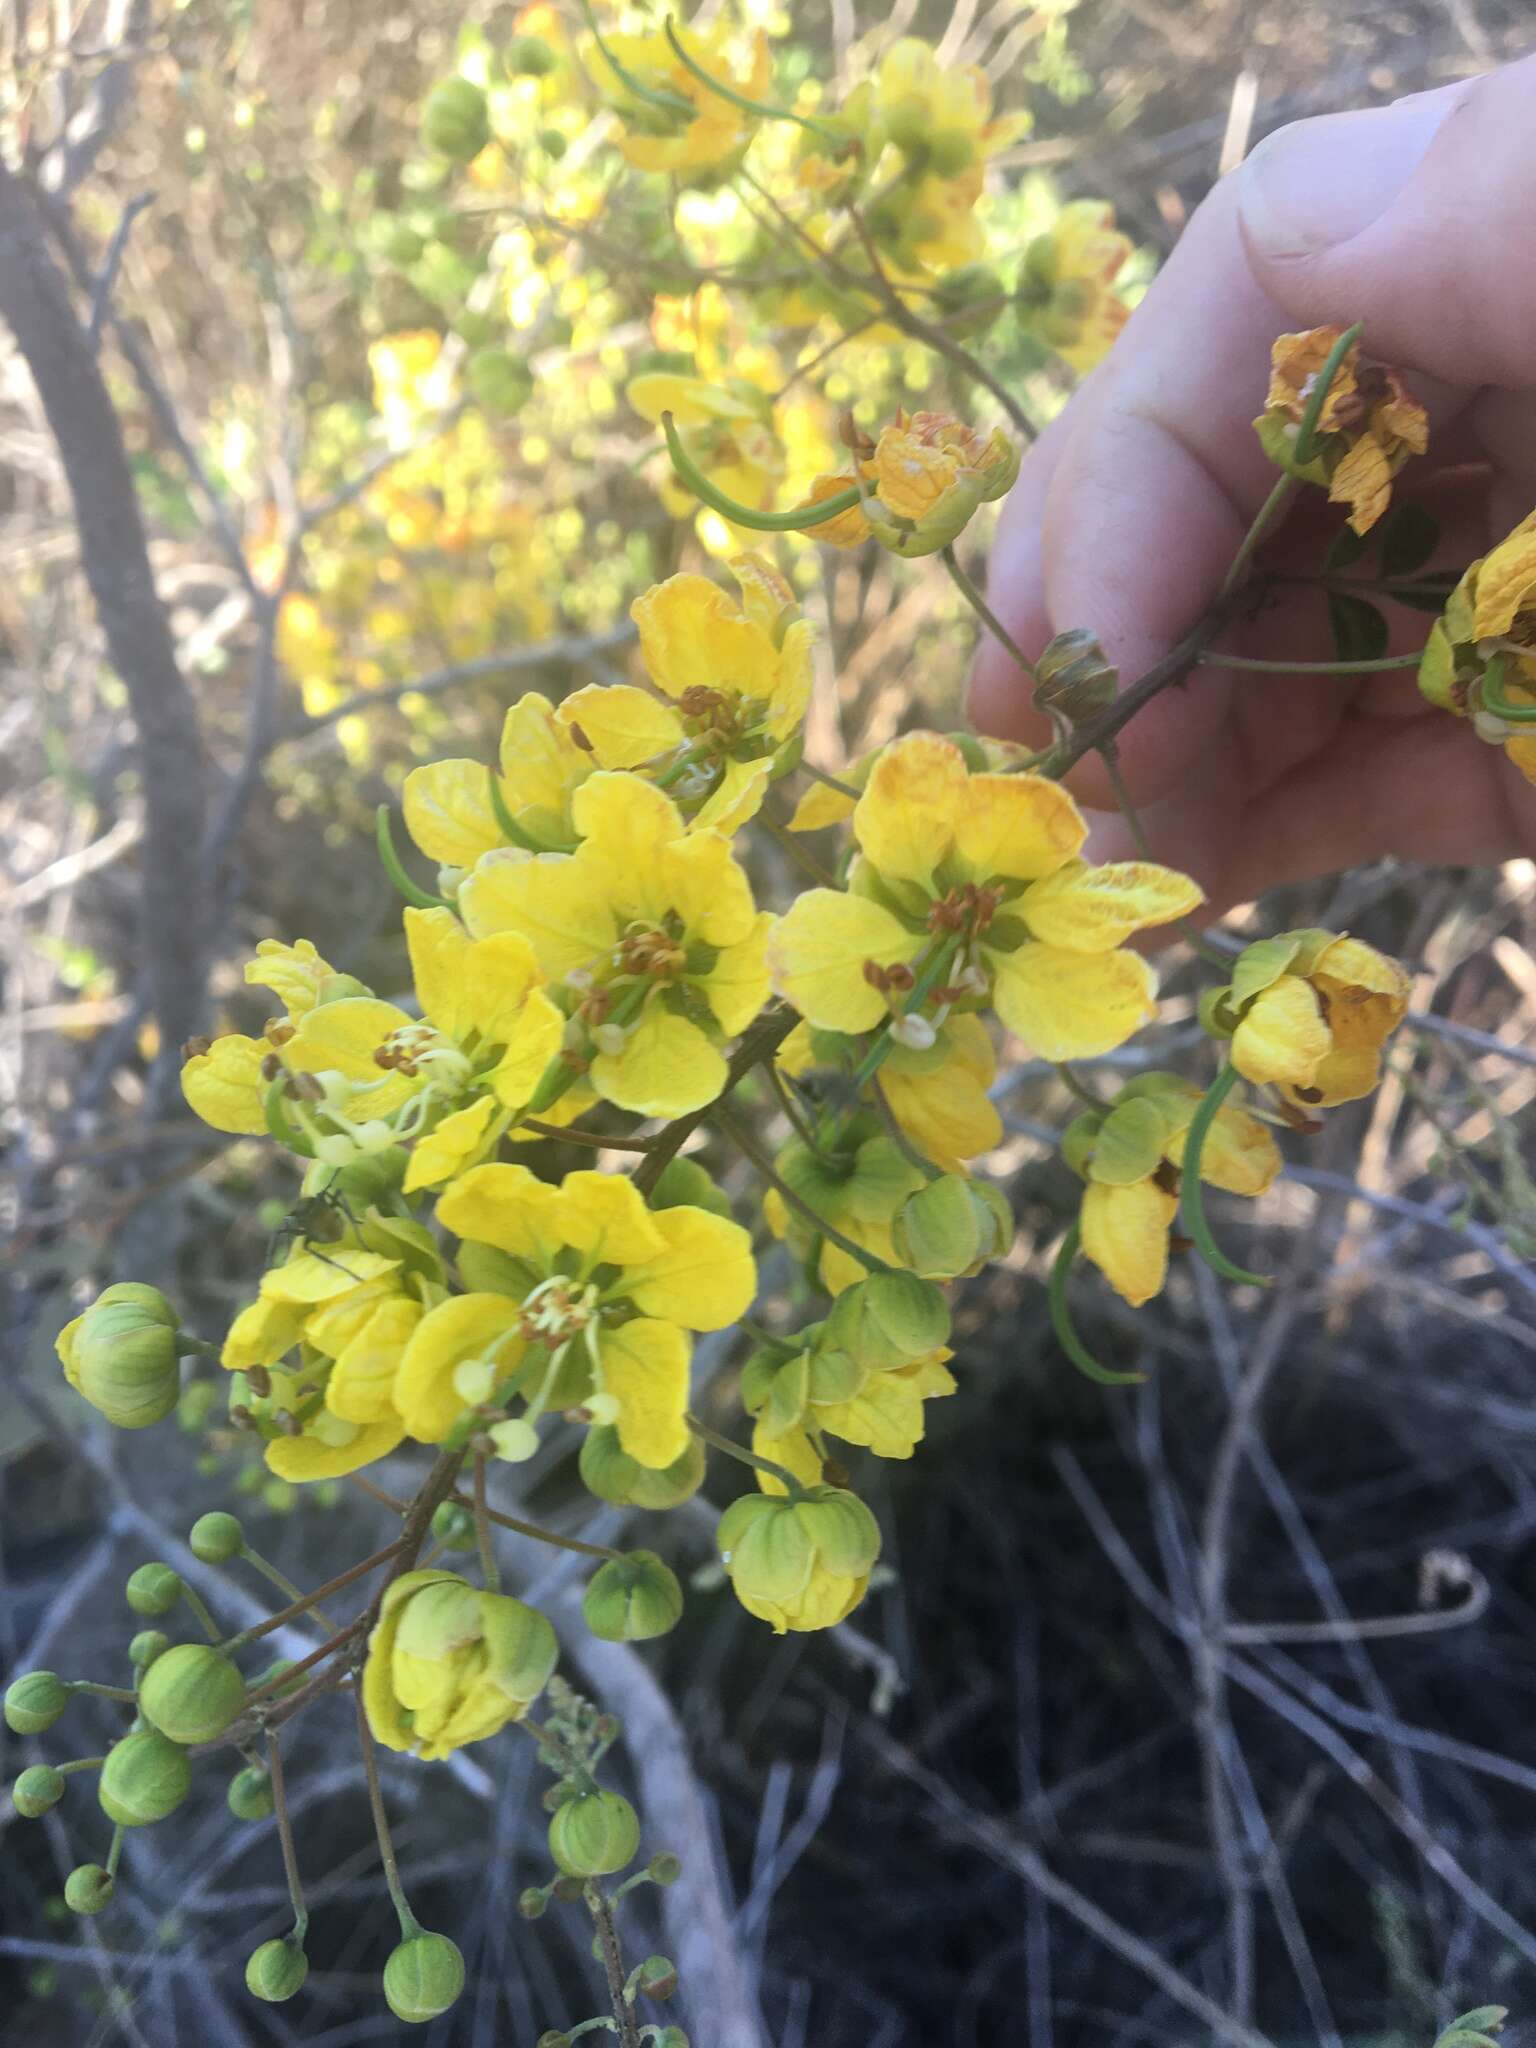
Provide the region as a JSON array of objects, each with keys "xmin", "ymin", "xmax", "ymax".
[
  {"xmin": 459, "ymin": 850, "xmax": 613, "ymax": 980},
  {"xmin": 990, "ymin": 943, "xmax": 1157, "ymax": 1059},
  {"xmin": 402, "ymin": 758, "xmax": 505, "ymax": 869},
  {"xmin": 787, "ymin": 780, "xmax": 857, "ymax": 833},
  {"xmin": 245, "ymin": 938, "xmax": 337, "ymax": 1019},
  {"xmin": 1285, "ymin": 1046, "xmax": 1385, "ymax": 1108},
  {"xmin": 328, "ymin": 1298, "xmax": 424, "ymax": 1423},
  {"xmin": 404, "ymin": 1094, "xmax": 499, "ymax": 1194},
  {"xmin": 1017, "ymin": 859, "xmax": 1204, "ymax": 952},
  {"xmin": 261, "ymin": 1249, "xmax": 399, "ymax": 1306},
  {"xmin": 626, "ymin": 373, "xmax": 761, "ymax": 427},
  {"xmin": 182, "ymin": 1033, "xmax": 269, "ymax": 1135},
  {"xmin": 282, "ymin": 999, "xmax": 416, "ymax": 1115},
  {"xmin": 633, "ymin": 572, "xmax": 777, "ymax": 704},
  {"xmin": 1230, "ymin": 975, "xmax": 1330, "ymax": 1088},
  {"xmin": 692, "ymin": 757, "xmax": 771, "ymax": 837},
  {"xmin": 437, "ymin": 1163, "xmax": 564, "ymax": 1266},
  {"xmin": 1080, "ymin": 1180, "xmax": 1177, "ymax": 1307},
  {"xmin": 769, "ymin": 890, "xmax": 916, "ymax": 1032},
  {"xmin": 659, "ymin": 828, "xmax": 759, "ymax": 947},
  {"xmin": 266, "ymin": 1413, "xmax": 404, "ymax": 1482},
  {"xmin": 853, "ymin": 732, "xmax": 966, "ymax": 889},
  {"xmin": 406, "ymin": 908, "xmax": 545, "ymax": 1047},
  {"xmin": 557, "ymin": 683, "xmax": 683, "ymax": 769},
  {"xmin": 395, "ymin": 1293, "xmax": 525, "ymax": 1442},
  {"xmin": 590, "ymin": 1006, "xmax": 728, "ymax": 1119},
  {"xmin": 704, "ymin": 911, "xmax": 774, "ymax": 1036},
  {"xmin": 497, "ymin": 692, "xmax": 590, "ymax": 822},
  {"xmin": 1472, "ymin": 509, "xmax": 1536, "ymax": 640},
  {"xmin": 952, "ymin": 773, "xmax": 1087, "ymax": 885},
  {"xmin": 554, "ymin": 1169, "xmax": 667, "ymax": 1268},
  {"xmin": 1329, "ymin": 433, "xmax": 1394, "ymax": 536},
  {"xmin": 1161, "ymin": 1094, "xmax": 1282, "ymax": 1197},
  {"xmin": 487, "ymin": 987, "xmax": 566, "ymax": 1108},
  {"xmin": 570, "ymin": 770, "xmax": 684, "ymax": 870},
  {"xmin": 750, "ymin": 1417, "xmax": 824, "ymax": 1496},
  {"xmin": 621, "ymin": 1205, "xmax": 756, "ymax": 1330},
  {"xmin": 599, "ymin": 1317, "xmax": 691, "ymax": 1468},
  {"xmin": 222, "ymin": 1294, "xmax": 304, "ymax": 1372}
]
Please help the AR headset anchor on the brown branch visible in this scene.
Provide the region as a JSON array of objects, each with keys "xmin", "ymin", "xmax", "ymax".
[
  {"xmin": 0, "ymin": 156, "xmax": 207, "ymax": 1095},
  {"xmin": 632, "ymin": 1004, "xmax": 801, "ymax": 1198}
]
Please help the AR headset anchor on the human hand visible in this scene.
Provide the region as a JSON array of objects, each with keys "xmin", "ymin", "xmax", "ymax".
[{"xmin": 971, "ymin": 56, "xmax": 1536, "ymax": 914}]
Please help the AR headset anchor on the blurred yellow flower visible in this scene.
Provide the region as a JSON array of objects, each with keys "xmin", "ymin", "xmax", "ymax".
[
  {"xmin": 1017, "ymin": 199, "xmax": 1133, "ymax": 373},
  {"xmin": 588, "ymin": 19, "xmax": 771, "ymax": 178}
]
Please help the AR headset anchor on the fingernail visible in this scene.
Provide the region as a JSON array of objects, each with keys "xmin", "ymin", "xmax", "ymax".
[{"xmin": 1241, "ymin": 92, "xmax": 1454, "ymax": 257}]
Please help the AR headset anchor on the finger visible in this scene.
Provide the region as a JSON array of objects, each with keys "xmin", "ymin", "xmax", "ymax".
[
  {"xmin": 968, "ymin": 405, "xmax": 1075, "ymax": 743},
  {"xmin": 1240, "ymin": 57, "xmax": 1536, "ymax": 394}
]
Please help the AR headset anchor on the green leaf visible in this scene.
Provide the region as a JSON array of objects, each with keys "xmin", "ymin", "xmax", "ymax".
[
  {"xmin": 1378, "ymin": 500, "xmax": 1440, "ymax": 579},
  {"xmin": 1323, "ymin": 521, "xmax": 1370, "ymax": 573},
  {"xmin": 1327, "ymin": 590, "xmax": 1390, "ymax": 664},
  {"xmin": 1389, "ymin": 567, "xmax": 1470, "ymax": 614}
]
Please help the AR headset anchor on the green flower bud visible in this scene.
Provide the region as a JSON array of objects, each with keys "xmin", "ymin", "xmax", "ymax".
[
  {"xmin": 138, "ymin": 1645, "xmax": 247, "ymax": 1745},
  {"xmin": 928, "ymin": 129, "xmax": 975, "ymax": 176},
  {"xmin": 539, "ymin": 128, "xmax": 568, "ymax": 160},
  {"xmin": 580, "ymin": 1424, "xmax": 705, "ymax": 1510},
  {"xmin": 56, "ymin": 1283, "xmax": 181, "ymax": 1430},
  {"xmin": 582, "ymin": 1552, "xmax": 683, "ymax": 1642},
  {"xmin": 5, "ymin": 1670, "xmax": 70, "ymax": 1734},
  {"xmin": 261, "ymin": 1479, "xmax": 298, "ymax": 1516},
  {"xmin": 647, "ymin": 1851, "xmax": 682, "ymax": 1885},
  {"xmin": 129, "ymin": 1631, "xmax": 171, "ymax": 1670},
  {"xmin": 468, "ymin": 347, "xmax": 534, "ymax": 417},
  {"xmin": 246, "ymin": 1937, "xmax": 308, "ymax": 2003},
  {"xmin": 13, "ymin": 1765, "xmax": 66, "ymax": 1817},
  {"xmin": 654, "ymin": 2029, "xmax": 690, "ymax": 2048},
  {"xmin": 177, "ymin": 1380, "xmax": 218, "ymax": 1433},
  {"xmin": 930, "ymin": 263, "xmax": 1002, "ymax": 339},
  {"xmin": 125, "ymin": 1563, "xmax": 182, "ymax": 1617},
  {"xmin": 548, "ymin": 1790, "xmax": 641, "ymax": 1877},
  {"xmin": 1033, "ymin": 628, "xmax": 1118, "ymax": 726},
  {"xmin": 430, "ymin": 1501, "xmax": 477, "ymax": 1550},
  {"xmin": 188, "ymin": 1512, "xmax": 244, "ymax": 1564},
  {"xmin": 518, "ymin": 1885, "xmax": 549, "ymax": 1920},
  {"xmin": 718, "ymin": 1487, "xmax": 881, "ymax": 1634},
  {"xmin": 99, "ymin": 1730, "xmax": 191, "ymax": 1827},
  {"xmin": 421, "ymin": 77, "xmax": 491, "ymax": 162},
  {"xmin": 1198, "ymin": 985, "xmax": 1240, "ymax": 1040},
  {"xmin": 822, "ymin": 1271, "xmax": 950, "ymax": 1371},
  {"xmin": 64, "ymin": 1864, "xmax": 115, "ymax": 1915},
  {"xmin": 508, "ymin": 33, "xmax": 557, "ymax": 75},
  {"xmin": 227, "ymin": 1765, "xmax": 274, "ymax": 1821},
  {"xmin": 646, "ymin": 1156, "xmax": 735, "ymax": 1220},
  {"xmin": 893, "ymin": 1175, "xmax": 1013, "ymax": 1280},
  {"xmin": 383, "ymin": 1932, "xmax": 466, "ymax": 2024},
  {"xmin": 636, "ymin": 1955, "xmax": 678, "ymax": 2000}
]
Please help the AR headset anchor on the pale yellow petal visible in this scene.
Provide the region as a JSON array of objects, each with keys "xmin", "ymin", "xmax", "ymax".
[
  {"xmin": 769, "ymin": 890, "xmax": 916, "ymax": 1032},
  {"xmin": 598, "ymin": 1317, "xmax": 691, "ymax": 1469},
  {"xmin": 853, "ymin": 732, "xmax": 966, "ymax": 889},
  {"xmin": 182, "ymin": 1034, "xmax": 269, "ymax": 1135},
  {"xmin": 558, "ymin": 683, "xmax": 683, "ymax": 769},
  {"xmin": 1080, "ymin": 1180, "xmax": 1177, "ymax": 1307},
  {"xmin": 437, "ymin": 1162, "xmax": 565, "ymax": 1265},
  {"xmin": 952, "ymin": 774, "xmax": 1087, "ymax": 885},
  {"xmin": 402, "ymin": 758, "xmax": 505, "ymax": 869},
  {"xmin": 459, "ymin": 850, "xmax": 613, "ymax": 979},
  {"xmin": 621, "ymin": 1205, "xmax": 756, "ymax": 1329},
  {"xmin": 990, "ymin": 942, "xmax": 1157, "ymax": 1060},
  {"xmin": 1018, "ymin": 859, "xmax": 1204, "ymax": 952},
  {"xmin": 553, "ymin": 1169, "xmax": 667, "ymax": 1267},
  {"xmin": 704, "ymin": 911, "xmax": 773, "ymax": 1036},
  {"xmin": 395, "ymin": 1293, "xmax": 526, "ymax": 1442},
  {"xmin": 590, "ymin": 1006, "xmax": 728, "ymax": 1119},
  {"xmin": 328, "ymin": 1298, "xmax": 423, "ymax": 1423},
  {"xmin": 1230, "ymin": 975, "xmax": 1330, "ymax": 1088},
  {"xmin": 403, "ymin": 1094, "xmax": 499, "ymax": 1193}
]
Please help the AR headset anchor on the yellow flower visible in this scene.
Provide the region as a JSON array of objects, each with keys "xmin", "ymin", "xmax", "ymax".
[
  {"xmin": 459, "ymin": 772, "xmax": 772, "ymax": 1119},
  {"xmin": 866, "ymin": 39, "xmax": 1027, "ymax": 272},
  {"xmin": 744, "ymin": 1320, "xmax": 956, "ymax": 1478},
  {"xmin": 276, "ymin": 908, "xmax": 565, "ymax": 1191},
  {"xmin": 770, "ymin": 732, "xmax": 1202, "ymax": 1064},
  {"xmin": 804, "ymin": 410, "xmax": 1019, "ymax": 557},
  {"xmin": 777, "ymin": 1014, "xmax": 1002, "ymax": 1175},
  {"xmin": 716, "ymin": 1485, "xmax": 880, "ymax": 1633},
  {"xmin": 1418, "ymin": 508, "xmax": 1536, "ymax": 787},
  {"xmin": 1067, "ymin": 1075, "xmax": 1282, "ymax": 1306},
  {"xmin": 363, "ymin": 1570, "xmax": 558, "ymax": 1760},
  {"xmin": 181, "ymin": 939, "xmax": 362, "ymax": 1137},
  {"xmin": 588, "ymin": 19, "xmax": 771, "ymax": 179},
  {"xmin": 1217, "ymin": 931, "xmax": 1410, "ymax": 1108},
  {"xmin": 403, "ymin": 691, "xmax": 592, "ymax": 874},
  {"xmin": 1017, "ymin": 200, "xmax": 1134, "ymax": 373},
  {"xmin": 1254, "ymin": 326, "xmax": 1428, "ymax": 535},
  {"xmin": 396, "ymin": 1163, "xmax": 755, "ymax": 1465}
]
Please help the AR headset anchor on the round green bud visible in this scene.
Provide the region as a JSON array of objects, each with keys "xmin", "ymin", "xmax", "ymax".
[
  {"xmin": 518, "ymin": 1885, "xmax": 549, "ymax": 1920},
  {"xmin": 128, "ymin": 1631, "xmax": 171, "ymax": 1670},
  {"xmin": 647, "ymin": 1851, "xmax": 682, "ymax": 1885},
  {"xmin": 548, "ymin": 1789, "xmax": 641, "ymax": 1878},
  {"xmin": 508, "ymin": 33, "xmax": 558, "ymax": 75},
  {"xmin": 64, "ymin": 1864, "xmax": 115, "ymax": 1915},
  {"xmin": 580, "ymin": 1425, "xmax": 705, "ymax": 1510},
  {"xmin": 252, "ymin": 1657, "xmax": 300, "ymax": 1697},
  {"xmin": 454, "ymin": 308, "xmax": 497, "ymax": 348},
  {"xmin": 373, "ymin": 216, "xmax": 428, "ymax": 267},
  {"xmin": 822, "ymin": 1271, "xmax": 951, "ymax": 1371},
  {"xmin": 645, "ymin": 1155, "xmax": 735, "ymax": 1221},
  {"xmin": 188, "ymin": 1512, "xmax": 245, "ymax": 1564},
  {"xmin": 893, "ymin": 1175, "xmax": 1013, "ymax": 1280},
  {"xmin": 177, "ymin": 1380, "xmax": 219, "ymax": 1434},
  {"xmin": 582, "ymin": 1552, "xmax": 684, "ymax": 1643},
  {"xmin": 655, "ymin": 2030, "xmax": 690, "ymax": 2048},
  {"xmin": 260, "ymin": 1479, "xmax": 298, "ymax": 1516},
  {"xmin": 538, "ymin": 127, "xmax": 568, "ymax": 160},
  {"xmin": 636, "ymin": 1955, "xmax": 678, "ymax": 2000},
  {"xmin": 56, "ymin": 1283, "xmax": 181, "ymax": 1430},
  {"xmin": 125, "ymin": 1563, "xmax": 182, "ymax": 1617},
  {"xmin": 421, "ymin": 77, "xmax": 491, "ymax": 163},
  {"xmin": 227, "ymin": 1765, "xmax": 274, "ymax": 1822},
  {"xmin": 138, "ymin": 1645, "xmax": 246, "ymax": 1745},
  {"xmin": 5, "ymin": 1670, "xmax": 70, "ymax": 1735},
  {"xmin": 468, "ymin": 347, "xmax": 535, "ymax": 417},
  {"xmin": 928, "ymin": 129, "xmax": 975, "ymax": 176},
  {"xmin": 13, "ymin": 1764, "xmax": 66, "ymax": 1817},
  {"xmin": 246, "ymin": 1937, "xmax": 308, "ymax": 2003},
  {"xmin": 99, "ymin": 1730, "xmax": 191, "ymax": 1827},
  {"xmin": 383, "ymin": 1932, "xmax": 466, "ymax": 2025},
  {"xmin": 430, "ymin": 1501, "xmax": 477, "ymax": 1550}
]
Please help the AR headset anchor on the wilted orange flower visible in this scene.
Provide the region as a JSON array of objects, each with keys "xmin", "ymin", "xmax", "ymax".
[
  {"xmin": 804, "ymin": 410, "xmax": 1018, "ymax": 557},
  {"xmin": 1254, "ymin": 325, "xmax": 1427, "ymax": 534}
]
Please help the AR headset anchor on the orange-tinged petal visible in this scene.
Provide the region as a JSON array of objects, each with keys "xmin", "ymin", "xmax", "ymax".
[
  {"xmin": 990, "ymin": 943, "xmax": 1157, "ymax": 1060},
  {"xmin": 952, "ymin": 773, "xmax": 1087, "ymax": 885},
  {"xmin": 1329, "ymin": 433, "xmax": 1394, "ymax": 536},
  {"xmin": 1230, "ymin": 975, "xmax": 1330, "ymax": 1088},
  {"xmin": 854, "ymin": 733, "xmax": 965, "ymax": 889}
]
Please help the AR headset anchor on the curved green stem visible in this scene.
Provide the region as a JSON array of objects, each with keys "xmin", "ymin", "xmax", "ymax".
[
  {"xmin": 1177, "ymin": 1064, "xmax": 1271, "ymax": 1287},
  {"xmin": 662, "ymin": 16, "xmax": 837, "ymax": 139},
  {"xmin": 712, "ymin": 1102, "xmax": 889, "ymax": 1274},
  {"xmin": 486, "ymin": 767, "xmax": 544, "ymax": 851},
  {"xmin": 941, "ymin": 545, "xmax": 1037, "ymax": 682},
  {"xmin": 578, "ymin": 0, "xmax": 693, "ymax": 118},
  {"xmin": 1047, "ymin": 1225, "xmax": 1144, "ymax": 1386},
  {"xmin": 661, "ymin": 412, "xmax": 863, "ymax": 532},
  {"xmin": 1219, "ymin": 474, "xmax": 1298, "ymax": 597},
  {"xmin": 851, "ymin": 934, "xmax": 962, "ymax": 1090},
  {"xmin": 686, "ymin": 1411, "xmax": 807, "ymax": 1498},
  {"xmin": 375, "ymin": 806, "xmax": 448, "ymax": 910},
  {"xmin": 1204, "ymin": 649, "xmax": 1422, "ymax": 675},
  {"xmin": 1480, "ymin": 652, "xmax": 1536, "ymax": 724},
  {"xmin": 1292, "ymin": 321, "xmax": 1362, "ymax": 466}
]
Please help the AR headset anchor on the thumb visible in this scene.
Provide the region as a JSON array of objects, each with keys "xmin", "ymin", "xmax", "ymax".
[{"xmin": 1238, "ymin": 58, "xmax": 1536, "ymax": 392}]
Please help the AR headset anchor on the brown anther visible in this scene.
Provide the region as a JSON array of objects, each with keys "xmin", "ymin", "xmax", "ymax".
[
  {"xmin": 862, "ymin": 960, "xmax": 891, "ymax": 991},
  {"xmin": 229, "ymin": 1404, "xmax": 255, "ymax": 1430},
  {"xmin": 1273, "ymin": 1099, "xmax": 1324, "ymax": 1133},
  {"xmin": 838, "ymin": 412, "xmax": 875, "ymax": 459},
  {"xmin": 560, "ymin": 1048, "xmax": 592, "ymax": 1073},
  {"xmin": 1152, "ymin": 1161, "xmax": 1181, "ymax": 1196},
  {"xmin": 1292, "ymin": 1084, "xmax": 1324, "ymax": 1105},
  {"xmin": 1168, "ymin": 1233, "xmax": 1195, "ymax": 1255},
  {"xmin": 567, "ymin": 722, "xmax": 594, "ymax": 753},
  {"xmin": 291, "ymin": 1072, "xmax": 326, "ymax": 1101},
  {"xmin": 245, "ymin": 1365, "xmax": 272, "ymax": 1399},
  {"xmin": 274, "ymin": 1411, "xmax": 303, "ymax": 1437},
  {"xmin": 182, "ymin": 1036, "xmax": 213, "ymax": 1060},
  {"xmin": 259, "ymin": 1053, "xmax": 284, "ymax": 1083},
  {"xmin": 822, "ymin": 1455, "xmax": 852, "ymax": 1489},
  {"xmin": 678, "ymin": 685, "xmax": 728, "ymax": 720},
  {"xmin": 373, "ymin": 1046, "xmax": 398, "ymax": 1070},
  {"xmin": 265, "ymin": 1019, "xmax": 295, "ymax": 1048},
  {"xmin": 884, "ymin": 962, "xmax": 916, "ymax": 993}
]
